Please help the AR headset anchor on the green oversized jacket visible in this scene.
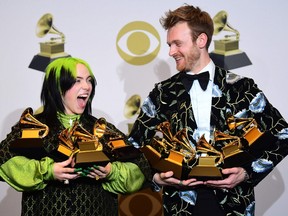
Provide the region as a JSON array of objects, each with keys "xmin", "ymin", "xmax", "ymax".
[{"xmin": 0, "ymin": 113, "xmax": 149, "ymax": 216}]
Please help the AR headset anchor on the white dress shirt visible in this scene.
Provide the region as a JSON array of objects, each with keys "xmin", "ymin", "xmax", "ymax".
[{"xmin": 187, "ymin": 60, "xmax": 215, "ymax": 141}]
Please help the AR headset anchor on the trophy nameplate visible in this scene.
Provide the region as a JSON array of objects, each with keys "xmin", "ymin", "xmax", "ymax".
[{"xmin": 189, "ymin": 156, "xmax": 223, "ymax": 180}]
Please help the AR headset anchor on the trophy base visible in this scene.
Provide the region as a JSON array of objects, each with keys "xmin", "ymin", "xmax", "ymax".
[
  {"xmin": 75, "ymin": 150, "xmax": 110, "ymax": 168},
  {"xmin": 209, "ymin": 52, "xmax": 252, "ymax": 70},
  {"xmin": 29, "ymin": 53, "xmax": 70, "ymax": 72},
  {"xmin": 188, "ymin": 166, "xmax": 223, "ymax": 180},
  {"xmin": 141, "ymin": 145, "xmax": 190, "ymax": 179},
  {"xmin": 110, "ymin": 145, "xmax": 141, "ymax": 161},
  {"xmin": 9, "ymin": 138, "xmax": 47, "ymax": 160},
  {"xmin": 223, "ymin": 151, "xmax": 255, "ymax": 168},
  {"xmin": 248, "ymin": 131, "xmax": 277, "ymax": 158},
  {"xmin": 188, "ymin": 157, "xmax": 223, "ymax": 180}
]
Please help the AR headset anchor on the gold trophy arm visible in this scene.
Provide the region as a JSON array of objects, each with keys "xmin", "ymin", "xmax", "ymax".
[
  {"xmin": 227, "ymin": 116, "xmax": 254, "ymax": 131},
  {"xmin": 156, "ymin": 121, "xmax": 174, "ymax": 142}
]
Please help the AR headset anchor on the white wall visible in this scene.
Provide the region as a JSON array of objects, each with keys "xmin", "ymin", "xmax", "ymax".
[{"xmin": 0, "ymin": 1, "xmax": 287, "ymax": 215}]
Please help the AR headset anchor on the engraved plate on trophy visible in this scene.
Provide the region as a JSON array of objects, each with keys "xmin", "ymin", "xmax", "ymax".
[{"xmin": 10, "ymin": 107, "xmax": 49, "ymax": 159}]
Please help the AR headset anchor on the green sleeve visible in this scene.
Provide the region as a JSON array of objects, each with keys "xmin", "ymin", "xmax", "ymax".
[
  {"xmin": 0, "ymin": 156, "xmax": 55, "ymax": 192},
  {"xmin": 102, "ymin": 161, "xmax": 145, "ymax": 194}
]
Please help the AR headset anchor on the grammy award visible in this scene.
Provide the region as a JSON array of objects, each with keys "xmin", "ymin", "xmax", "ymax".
[
  {"xmin": 188, "ymin": 135, "xmax": 223, "ymax": 180},
  {"xmin": 10, "ymin": 107, "xmax": 49, "ymax": 159},
  {"xmin": 57, "ymin": 117, "xmax": 140, "ymax": 168},
  {"xmin": 209, "ymin": 10, "xmax": 252, "ymax": 70},
  {"xmin": 213, "ymin": 130, "xmax": 254, "ymax": 168},
  {"xmin": 29, "ymin": 13, "xmax": 70, "ymax": 72},
  {"xmin": 226, "ymin": 116, "xmax": 277, "ymax": 158},
  {"xmin": 141, "ymin": 122, "xmax": 223, "ymax": 180},
  {"xmin": 68, "ymin": 119, "xmax": 111, "ymax": 167}
]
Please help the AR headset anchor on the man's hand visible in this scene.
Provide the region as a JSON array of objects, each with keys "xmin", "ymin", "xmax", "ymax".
[
  {"xmin": 205, "ymin": 167, "xmax": 248, "ymax": 189},
  {"xmin": 153, "ymin": 171, "xmax": 204, "ymax": 189}
]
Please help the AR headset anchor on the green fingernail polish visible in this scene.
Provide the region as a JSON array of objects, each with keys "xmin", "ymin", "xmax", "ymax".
[
  {"xmin": 81, "ymin": 172, "xmax": 87, "ymax": 177},
  {"xmin": 88, "ymin": 167, "xmax": 93, "ymax": 170},
  {"xmin": 74, "ymin": 168, "xmax": 82, "ymax": 172},
  {"xmin": 83, "ymin": 169, "xmax": 90, "ymax": 174},
  {"xmin": 93, "ymin": 165, "xmax": 99, "ymax": 169}
]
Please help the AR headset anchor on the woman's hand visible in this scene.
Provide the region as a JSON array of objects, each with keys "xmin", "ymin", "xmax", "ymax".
[
  {"xmin": 53, "ymin": 157, "xmax": 79, "ymax": 183},
  {"xmin": 82, "ymin": 162, "xmax": 112, "ymax": 180}
]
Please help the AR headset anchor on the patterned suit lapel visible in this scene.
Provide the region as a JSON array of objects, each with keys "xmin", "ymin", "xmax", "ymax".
[{"xmin": 210, "ymin": 67, "xmax": 229, "ymax": 132}]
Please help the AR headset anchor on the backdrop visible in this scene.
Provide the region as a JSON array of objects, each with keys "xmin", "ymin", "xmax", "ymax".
[{"xmin": 0, "ymin": 0, "xmax": 288, "ymax": 215}]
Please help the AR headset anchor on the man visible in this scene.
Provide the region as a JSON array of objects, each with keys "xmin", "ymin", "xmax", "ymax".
[{"xmin": 129, "ymin": 4, "xmax": 288, "ymax": 216}]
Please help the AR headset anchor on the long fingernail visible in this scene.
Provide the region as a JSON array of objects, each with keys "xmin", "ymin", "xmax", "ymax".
[
  {"xmin": 74, "ymin": 168, "xmax": 82, "ymax": 172},
  {"xmin": 81, "ymin": 172, "xmax": 87, "ymax": 177}
]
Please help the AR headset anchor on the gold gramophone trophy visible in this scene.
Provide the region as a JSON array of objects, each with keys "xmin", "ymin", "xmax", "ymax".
[
  {"xmin": 10, "ymin": 107, "xmax": 49, "ymax": 159},
  {"xmin": 71, "ymin": 120, "xmax": 111, "ymax": 167},
  {"xmin": 142, "ymin": 122, "xmax": 197, "ymax": 180},
  {"xmin": 209, "ymin": 10, "xmax": 251, "ymax": 70},
  {"xmin": 227, "ymin": 116, "xmax": 276, "ymax": 157},
  {"xmin": 188, "ymin": 135, "xmax": 223, "ymax": 180},
  {"xmin": 29, "ymin": 13, "xmax": 70, "ymax": 72},
  {"xmin": 95, "ymin": 117, "xmax": 141, "ymax": 161},
  {"xmin": 213, "ymin": 130, "xmax": 254, "ymax": 168}
]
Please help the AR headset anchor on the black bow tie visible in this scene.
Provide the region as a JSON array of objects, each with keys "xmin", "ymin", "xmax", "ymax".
[{"xmin": 181, "ymin": 71, "xmax": 210, "ymax": 91}]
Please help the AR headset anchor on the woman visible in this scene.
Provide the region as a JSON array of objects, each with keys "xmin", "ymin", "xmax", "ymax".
[{"xmin": 0, "ymin": 57, "xmax": 147, "ymax": 215}]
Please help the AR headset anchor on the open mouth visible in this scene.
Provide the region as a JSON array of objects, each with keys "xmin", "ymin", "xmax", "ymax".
[{"xmin": 77, "ymin": 94, "xmax": 89, "ymax": 108}]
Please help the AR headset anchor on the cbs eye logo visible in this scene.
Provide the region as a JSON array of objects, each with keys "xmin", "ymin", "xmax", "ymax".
[{"xmin": 116, "ymin": 21, "xmax": 161, "ymax": 65}]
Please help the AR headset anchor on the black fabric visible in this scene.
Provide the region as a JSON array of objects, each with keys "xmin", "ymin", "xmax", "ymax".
[
  {"xmin": 181, "ymin": 71, "xmax": 210, "ymax": 91},
  {"xmin": 192, "ymin": 188, "xmax": 225, "ymax": 216}
]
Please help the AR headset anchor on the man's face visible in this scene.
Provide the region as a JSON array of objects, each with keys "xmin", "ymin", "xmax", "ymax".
[{"xmin": 167, "ymin": 22, "xmax": 200, "ymax": 72}]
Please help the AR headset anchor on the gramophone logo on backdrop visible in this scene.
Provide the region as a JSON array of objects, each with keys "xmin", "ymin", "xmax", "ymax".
[
  {"xmin": 210, "ymin": 10, "xmax": 252, "ymax": 70},
  {"xmin": 116, "ymin": 21, "xmax": 161, "ymax": 65},
  {"xmin": 29, "ymin": 13, "xmax": 70, "ymax": 72}
]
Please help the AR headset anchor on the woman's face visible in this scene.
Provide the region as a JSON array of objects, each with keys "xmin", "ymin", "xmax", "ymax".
[{"xmin": 62, "ymin": 63, "xmax": 93, "ymax": 115}]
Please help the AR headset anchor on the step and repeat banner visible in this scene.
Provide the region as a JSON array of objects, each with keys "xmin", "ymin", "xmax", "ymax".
[{"xmin": 0, "ymin": 0, "xmax": 287, "ymax": 215}]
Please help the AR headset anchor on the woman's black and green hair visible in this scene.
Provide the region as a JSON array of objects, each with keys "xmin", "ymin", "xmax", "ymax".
[{"xmin": 40, "ymin": 57, "xmax": 96, "ymax": 125}]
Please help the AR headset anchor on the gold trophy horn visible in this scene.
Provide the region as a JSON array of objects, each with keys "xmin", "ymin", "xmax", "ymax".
[
  {"xmin": 213, "ymin": 10, "xmax": 239, "ymax": 40},
  {"xmin": 36, "ymin": 13, "xmax": 65, "ymax": 43},
  {"xmin": 19, "ymin": 107, "xmax": 49, "ymax": 138}
]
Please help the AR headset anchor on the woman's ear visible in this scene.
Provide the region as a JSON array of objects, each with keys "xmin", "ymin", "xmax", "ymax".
[{"xmin": 196, "ymin": 33, "xmax": 208, "ymax": 49}]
